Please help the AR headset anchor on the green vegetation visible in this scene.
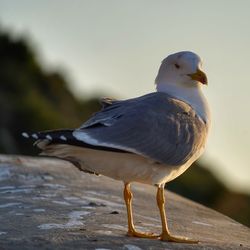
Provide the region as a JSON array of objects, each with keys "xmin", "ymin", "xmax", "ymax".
[
  {"xmin": 0, "ymin": 30, "xmax": 100, "ymax": 155},
  {"xmin": 0, "ymin": 29, "xmax": 249, "ymax": 227}
]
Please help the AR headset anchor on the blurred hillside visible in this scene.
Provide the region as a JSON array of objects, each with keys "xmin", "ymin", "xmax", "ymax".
[
  {"xmin": 0, "ymin": 30, "xmax": 100, "ymax": 155},
  {"xmin": 0, "ymin": 30, "xmax": 249, "ymax": 227}
]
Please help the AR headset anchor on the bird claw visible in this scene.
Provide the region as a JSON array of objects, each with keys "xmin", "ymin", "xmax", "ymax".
[
  {"xmin": 160, "ymin": 232, "xmax": 198, "ymax": 243},
  {"xmin": 127, "ymin": 230, "xmax": 160, "ymax": 239}
]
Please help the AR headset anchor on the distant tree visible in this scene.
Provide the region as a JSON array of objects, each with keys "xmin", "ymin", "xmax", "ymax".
[{"xmin": 0, "ymin": 30, "xmax": 100, "ymax": 155}]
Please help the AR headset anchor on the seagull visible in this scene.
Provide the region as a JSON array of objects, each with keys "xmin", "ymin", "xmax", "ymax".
[{"xmin": 22, "ymin": 51, "xmax": 210, "ymax": 243}]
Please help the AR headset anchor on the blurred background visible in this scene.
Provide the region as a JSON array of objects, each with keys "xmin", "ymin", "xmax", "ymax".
[{"xmin": 0, "ymin": 0, "xmax": 249, "ymax": 226}]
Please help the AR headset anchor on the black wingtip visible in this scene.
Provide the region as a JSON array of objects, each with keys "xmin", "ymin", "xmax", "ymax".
[
  {"xmin": 22, "ymin": 130, "xmax": 73, "ymax": 142},
  {"xmin": 22, "ymin": 132, "xmax": 30, "ymax": 138},
  {"xmin": 22, "ymin": 132, "xmax": 40, "ymax": 140}
]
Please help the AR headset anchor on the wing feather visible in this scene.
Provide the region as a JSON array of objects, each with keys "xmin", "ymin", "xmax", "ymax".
[{"xmin": 73, "ymin": 92, "xmax": 208, "ymax": 166}]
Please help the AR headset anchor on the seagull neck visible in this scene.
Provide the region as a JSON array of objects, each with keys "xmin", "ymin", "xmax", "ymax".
[{"xmin": 156, "ymin": 82, "xmax": 210, "ymax": 124}]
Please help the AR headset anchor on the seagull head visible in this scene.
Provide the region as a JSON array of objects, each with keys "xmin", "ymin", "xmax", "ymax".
[
  {"xmin": 155, "ymin": 51, "xmax": 207, "ymax": 90},
  {"xmin": 155, "ymin": 51, "xmax": 210, "ymax": 123}
]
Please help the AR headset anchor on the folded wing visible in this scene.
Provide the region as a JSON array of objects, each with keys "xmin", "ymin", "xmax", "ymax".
[{"xmin": 73, "ymin": 92, "xmax": 208, "ymax": 166}]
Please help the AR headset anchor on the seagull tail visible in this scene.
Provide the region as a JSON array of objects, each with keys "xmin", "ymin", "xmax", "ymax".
[
  {"xmin": 22, "ymin": 129, "xmax": 128, "ymax": 152},
  {"xmin": 22, "ymin": 128, "xmax": 128, "ymax": 174},
  {"xmin": 22, "ymin": 130, "xmax": 99, "ymax": 174},
  {"xmin": 21, "ymin": 129, "xmax": 75, "ymax": 150}
]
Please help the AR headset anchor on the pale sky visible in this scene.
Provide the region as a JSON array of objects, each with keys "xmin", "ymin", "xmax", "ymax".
[{"xmin": 1, "ymin": 0, "xmax": 250, "ymax": 193}]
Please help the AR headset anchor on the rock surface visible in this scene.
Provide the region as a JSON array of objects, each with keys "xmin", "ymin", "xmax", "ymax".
[{"xmin": 0, "ymin": 154, "xmax": 249, "ymax": 250}]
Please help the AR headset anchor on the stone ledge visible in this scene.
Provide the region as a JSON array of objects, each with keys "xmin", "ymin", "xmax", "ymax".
[{"xmin": 0, "ymin": 154, "xmax": 249, "ymax": 250}]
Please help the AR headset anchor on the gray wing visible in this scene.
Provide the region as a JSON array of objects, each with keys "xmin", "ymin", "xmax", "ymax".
[{"xmin": 73, "ymin": 92, "xmax": 208, "ymax": 166}]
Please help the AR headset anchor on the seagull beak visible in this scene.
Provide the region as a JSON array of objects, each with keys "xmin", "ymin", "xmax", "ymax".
[{"xmin": 188, "ymin": 69, "xmax": 208, "ymax": 85}]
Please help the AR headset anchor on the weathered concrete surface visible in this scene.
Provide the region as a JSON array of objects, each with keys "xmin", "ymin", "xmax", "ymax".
[{"xmin": 0, "ymin": 154, "xmax": 249, "ymax": 250}]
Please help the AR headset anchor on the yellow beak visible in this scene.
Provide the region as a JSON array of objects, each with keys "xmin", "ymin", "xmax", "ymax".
[{"xmin": 188, "ymin": 69, "xmax": 208, "ymax": 85}]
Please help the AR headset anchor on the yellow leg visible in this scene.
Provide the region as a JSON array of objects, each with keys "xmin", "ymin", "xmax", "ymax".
[
  {"xmin": 156, "ymin": 184, "xmax": 198, "ymax": 243},
  {"xmin": 123, "ymin": 183, "xmax": 159, "ymax": 239}
]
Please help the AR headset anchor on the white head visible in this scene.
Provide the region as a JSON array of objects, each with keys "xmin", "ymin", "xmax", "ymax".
[
  {"xmin": 155, "ymin": 51, "xmax": 210, "ymax": 123},
  {"xmin": 155, "ymin": 51, "xmax": 207, "ymax": 88}
]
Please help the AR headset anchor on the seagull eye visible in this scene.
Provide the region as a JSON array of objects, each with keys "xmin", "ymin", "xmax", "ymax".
[{"xmin": 174, "ymin": 63, "xmax": 180, "ymax": 69}]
